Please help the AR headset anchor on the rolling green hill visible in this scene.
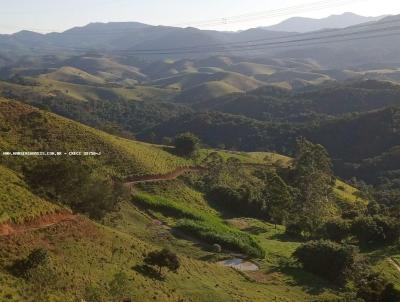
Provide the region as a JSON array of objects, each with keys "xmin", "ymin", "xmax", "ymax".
[
  {"xmin": 0, "ymin": 98, "xmax": 191, "ymax": 177},
  {"xmin": 1, "ymin": 98, "xmax": 380, "ymax": 302},
  {"xmin": 226, "ymin": 62, "xmax": 276, "ymax": 77},
  {"xmin": 152, "ymin": 71, "xmax": 264, "ymax": 94},
  {"xmin": 0, "ymin": 78, "xmax": 187, "ymax": 134},
  {"xmin": 2, "ymin": 19, "xmax": 400, "ymax": 301},
  {"xmin": 39, "ymin": 66, "xmax": 106, "ymax": 86},
  {"xmin": 63, "ymin": 55, "xmax": 146, "ymax": 84},
  {"xmin": 0, "ymin": 165, "xmax": 59, "ymax": 224},
  {"xmin": 175, "ymin": 81, "xmax": 242, "ymax": 103}
]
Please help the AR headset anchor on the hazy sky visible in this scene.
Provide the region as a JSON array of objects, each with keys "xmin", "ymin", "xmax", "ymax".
[{"xmin": 0, "ymin": 0, "xmax": 399, "ymax": 34}]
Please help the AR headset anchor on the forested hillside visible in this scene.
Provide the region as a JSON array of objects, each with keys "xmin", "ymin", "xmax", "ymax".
[{"xmin": 1, "ymin": 100, "xmax": 399, "ymax": 301}]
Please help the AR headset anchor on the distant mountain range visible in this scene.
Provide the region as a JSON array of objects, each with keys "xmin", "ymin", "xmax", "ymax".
[
  {"xmin": 0, "ymin": 13, "xmax": 399, "ymax": 68},
  {"xmin": 263, "ymin": 12, "xmax": 386, "ymax": 33}
]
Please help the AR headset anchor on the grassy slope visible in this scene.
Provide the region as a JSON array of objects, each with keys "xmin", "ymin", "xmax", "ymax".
[
  {"xmin": 0, "ymin": 78, "xmax": 175, "ymax": 103},
  {"xmin": 35, "ymin": 77, "xmax": 174, "ymax": 102},
  {"xmin": 176, "ymin": 81, "xmax": 242, "ymax": 102},
  {"xmin": 0, "ymin": 215, "xmax": 338, "ymax": 302},
  {"xmin": 227, "ymin": 62, "xmax": 276, "ymax": 76},
  {"xmin": 0, "ymin": 98, "xmax": 190, "ymax": 177},
  {"xmin": 0, "ymin": 165, "xmax": 59, "ymax": 223},
  {"xmin": 64, "ymin": 56, "xmax": 146, "ymax": 81},
  {"xmin": 0, "ymin": 99, "xmax": 365, "ymax": 301},
  {"xmin": 122, "ymin": 179, "xmax": 339, "ymax": 301},
  {"xmin": 152, "ymin": 71, "xmax": 264, "ymax": 92},
  {"xmin": 39, "ymin": 66, "xmax": 106, "ymax": 86},
  {"xmin": 334, "ymin": 179, "xmax": 365, "ymax": 204}
]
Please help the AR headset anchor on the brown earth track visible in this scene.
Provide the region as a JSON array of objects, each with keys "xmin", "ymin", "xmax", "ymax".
[
  {"xmin": 0, "ymin": 167, "xmax": 200, "ymax": 237},
  {"xmin": 1, "ymin": 163, "xmax": 264, "ymax": 237},
  {"xmin": 123, "ymin": 163, "xmax": 270, "ymax": 187},
  {"xmin": 124, "ymin": 166, "xmax": 206, "ymax": 186},
  {"xmin": 0, "ymin": 210, "xmax": 77, "ymax": 237}
]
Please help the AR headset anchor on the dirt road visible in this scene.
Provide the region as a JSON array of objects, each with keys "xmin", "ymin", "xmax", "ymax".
[
  {"xmin": 124, "ymin": 166, "xmax": 205, "ymax": 186},
  {"xmin": 0, "ymin": 210, "xmax": 77, "ymax": 237}
]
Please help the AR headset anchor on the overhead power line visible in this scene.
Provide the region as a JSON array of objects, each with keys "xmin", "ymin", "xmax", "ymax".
[
  {"xmin": 26, "ymin": 21, "xmax": 400, "ymax": 56},
  {"xmin": 113, "ymin": 18, "xmax": 400, "ymax": 53},
  {"xmin": 172, "ymin": 0, "xmax": 364, "ymax": 28},
  {"xmin": 34, "ymin": 19, "xmax": 398, "ymax": 55},
  {"xmin": 114, "ymin": 28, "xmax": 400, "ymax": 55}
]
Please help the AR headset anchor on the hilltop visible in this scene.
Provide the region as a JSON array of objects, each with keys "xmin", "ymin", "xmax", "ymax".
[{"xmin": 263, "ymin": 12, "xmax": 385, "ymax": 33}]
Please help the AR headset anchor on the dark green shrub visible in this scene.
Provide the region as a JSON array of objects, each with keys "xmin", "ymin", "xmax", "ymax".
[
  {"xmin": 11, "ymin": 248, "xmax": 49, "ymax": 278},
  {"xmin": 356, "ymin": 272, "xmax": 400, "ymax": 302},
  {"xmin": 321, "ymin": 219, "xmax": 350, "ymax": 242},
  {"xmin": 293, "ymin": 240, "xmax": 358, "ymax": 285},
  {"xmin": 173, "ymin": 132, "xmax": 200, "ymax": 157},
  {"xmin": 351, "ymin": 216, "xmax": 400, "ymax": 247},
  {"xmin": 144, "ymin": 249, "xmax": 180, "ymax": 275},
  {"xmin": 285, "ymin": 222, "xmax": 303, "ymax": 238},
  {"xmin": 207, "ymin": 186, "xmax": 248, "ymax": 215},
  {"xmin": 24, "ymin": 160, "xmax": 128, "ymax": 219}
]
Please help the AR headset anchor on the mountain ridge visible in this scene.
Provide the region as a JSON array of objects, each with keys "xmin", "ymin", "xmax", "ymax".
[{"xmin": 263, "ymin": 12, "xmax": 387, "ymax": 33}]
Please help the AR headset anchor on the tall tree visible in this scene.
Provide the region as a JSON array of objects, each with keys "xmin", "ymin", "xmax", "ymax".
[
  {"xmin": 173, "ymin": 132, "xmax": 200, "ymax": 157},
  {"xmin": 292, "ymin": 138, "xmax": 335, "ymax": 233},
  {"xmin": 257, "ymin": 169, "xmax": 293, "ymax": 226}
]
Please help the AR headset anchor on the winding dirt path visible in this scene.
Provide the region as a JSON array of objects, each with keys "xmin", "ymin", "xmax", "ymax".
[
  {"xmin": 0, "ymin": 167, "xmax": 201, "ymax": 237},
  {"xmin": 123, "ymin": 162, "xmax": 270, "ymax": 187},
  {"xmin": 0, "ymin": 210, "xmax": 77, "ymax": 237},
  {"xmin": 0, "ymin": 163, "xmax": 259, "ymax": 237},
  {"xmin": 124, "ymin": 166, "xmax": 205, "ymax": 187}
]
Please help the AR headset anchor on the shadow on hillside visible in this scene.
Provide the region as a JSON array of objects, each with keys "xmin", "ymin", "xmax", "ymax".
[
  {"xmin": 162, "ymin": 146, "xmax": 178, "ymax": 156},
  {"xmin": 170, "ymin": 228, "xmax": 214, "ymax": 252},
  {"xmin": 203, "ymin": 198, "xmax": 240, "ymax": 220},
  {"xmin": 270, "ymin": 232, "xmax": 304, "ymax": 243},
  {"xmin": 133, "ymin": 264, "xmax": 165, "ymax": 281},
  {"xmin": 362, "ymin": 244, "xmax": 400, "ymax": 264},
  {"xmin": 274, "ymin": 265, "xmax": 336, "ymax": 295},
  {"xmin": 243, "ymin": 226, "xmax": 268, "ymax": 235}
]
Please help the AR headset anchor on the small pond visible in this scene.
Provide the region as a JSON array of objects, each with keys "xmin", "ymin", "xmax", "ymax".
[{"xmin": 217, "ymin": 258, "xmax": 259, "ymax": 271}]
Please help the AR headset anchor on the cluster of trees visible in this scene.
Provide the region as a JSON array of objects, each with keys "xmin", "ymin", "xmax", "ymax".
[
  {"xmin": 4, "ymin": 76, "xmax": 399, "ymax": 191},
  {"xmin": 317, "ymin": 213, "xmax": 400, "ymax": 247},
  {"xmin": 293, "ymin": 240, "xmax": 400, "ymax": 302},
  {"xmin": 293, "ymin": 240, "xmax": 358, "ymax": 285},
  {"xmin": 1, "ymin": 84, "xmax": 190, "ymax": 137},
  {"xmin": 139, "ymin": 111, "xmax": 296, "ymax": 153},
  {"xmin": 178, "ymin": 135, "xmax": 400, "ymax": 255},
  {"xmin": 206, "ymin": 170, "xmax": 293, "ymax": 226},
  {"xmin": 351, "ymin": 216, "xmax": 400, "ymax": 247},
  {"xmin": 23, "ymin": 159, "xmax": 128, "ymax": 219},
  {"xmin": 138, "ymin": 99, "xmax": 400, "ymax": 194},
  {"xmin": 195, "ymin": 138, "xmax": 336, "ymax": 234},
  {"xmin": 194, "ymin": 80, "xmax": 400, "ymax": 123}
]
